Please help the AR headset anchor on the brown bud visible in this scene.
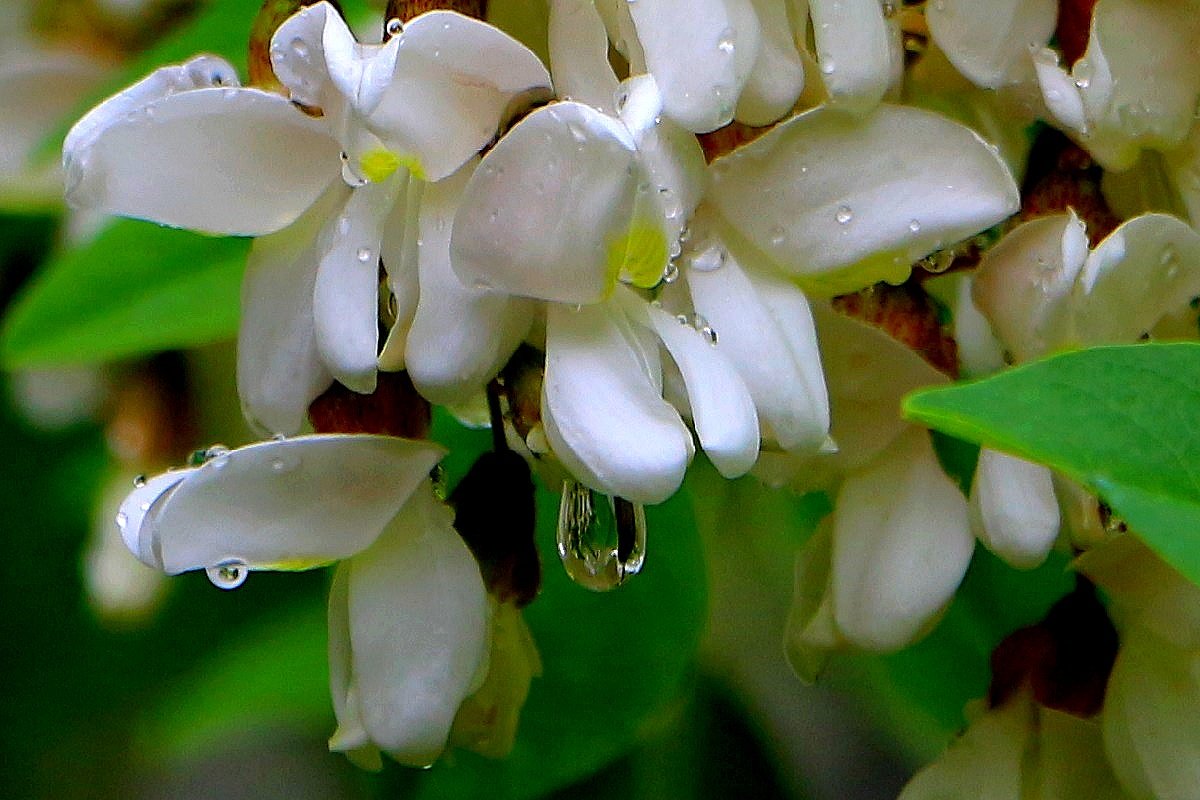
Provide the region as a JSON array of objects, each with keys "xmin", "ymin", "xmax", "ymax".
[
  {"xmin": 386, "ymin": 0, "xmax": 484, "ymax": 23},
  {"xmin": 307, "ymin": 371, "xmax": 431, "ymax": 439}
]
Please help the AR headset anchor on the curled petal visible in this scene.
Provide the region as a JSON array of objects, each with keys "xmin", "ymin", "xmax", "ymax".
[
  {"xmin": 708, "ymin": 104, "xmax": 1019, "ymax": 294},
  {"xmin": 831, "ymin": 430, "xmax": 973, "ymax": 651},
  {"xmin": 65, "ymin": 79, "xmax": 340, "ymax": 236},
  {"xmin": 451, "ymin": 102, "xmax": 641, "ymax": 305},
  {"xmin": 926, "ymin": 0, "xmax": 1057, "ymax": 89},
  {"xmin": 972, "ymin": 211, "xmax": 1089, "ymax": 361},
  {"xmin": 809, "ymin": 0, "xmax": 891, "ymax": 113},
  {"xmin": 132, "ymin": 435, "xmax": 444, "ymax": 575},
  {"xmin": 542, "ymin": 302, "xmax": 693, "ymax": 504}
]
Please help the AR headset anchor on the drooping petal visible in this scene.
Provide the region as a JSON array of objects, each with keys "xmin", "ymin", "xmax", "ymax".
[
  {"xmin": 136, "ymin": 435, "xmax": 444, "ymax": 574},
  {"xmin": 971, "ymin": 211, "xmax": 1090, "ymax": 361},
  {"xmin": 734, "ymin": 0, "xmax": 805, "ymax": 125},
  {"xmin": 451, "ymin": 102, "xmax": 641, "ymax": 305},
  {"xmin": 685, "ymin": 221, "xmax": 828, "ymax": 451},
  {"xmin": 832, "ymin": 430, "xmax": 974, "ymax": 651},
  {"xmin": 365, "ymin": 11, "xmax": 552, "ymax": 181},
  {"xmin": 1071, "ymin": 212, "xmax": 1200, "ymax": 345},
  {"xmin": 808, "ymin": 0, "xmax": 891, "ymax": 113},
  {"xmin": 623, "ymin": 290, "xmax": 760, "ymax": 478},
  {"xmin": 969, "ymin": 448, "xmax": 1059, "ymax": 569},
  {"xmin": 542, "ymin": 302, "xmax": 693, "ymax": 504},
  {"xmin": 270, "ymin": 2, "xmax": 339, "ymax": 110},
  {"xmin": 327, "ymin": 563, "xmax": 384, "ymax": 770},
  {"xmin": 708, "ymin": 104, "xmax": 1019, "ymax": 295},
  {"xmin": 238, "ymin": 186, "xmax": 349, "ymax": 436},
  {"xmin": 1103, "ymin": 627, "xmax": 1200, "ymax": 800},
  {"xmin": 898, "ymin": 694, "xmax": 1033, "ymax": 799},
  {"xmin": 548, "ymin": 0, "xmax": 620, "ymax": 112},
  {"xmin": 343, "ymin": 483, "xmax": 489, "ymax": 766},
  {"xmin": 925, "ymin": 0, "xmax": 1057, "ymax": 89},
  {"xmin": 64, "ymin": 80, "xmax": 340, "ymax": 236},
  {"xmin": 405, "ymin": 163, "xmax": 534, "ymax": 405},
  {"xmin": 313, "ymin": 178, "xmax": 401, "ymax": 394},
  {"xmin": 626, "ymin": 0, "xmax": 761, "ymax": 133}
]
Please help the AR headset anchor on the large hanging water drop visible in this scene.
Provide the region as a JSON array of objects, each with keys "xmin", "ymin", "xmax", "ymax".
[
  {"xmin": 206, "ymin": 560, "xmax": 249, "ymax": 590},
  {"xmin": 556, "ymin": 481, "xmax": 646, "ymax": 591}
]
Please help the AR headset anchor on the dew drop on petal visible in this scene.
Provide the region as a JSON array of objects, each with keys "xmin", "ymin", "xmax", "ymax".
[
  {"xmin": 356, "ymin": 247, "xmax": 373, "ymax": 263},
  {"xmin": 385, "ymin": 18, "xmax": 403, "ymax": 36},
  {"xmin": 908, "ymin": 219, "xmax": 922, "ymax": 234},
  {"xmin": 133, "ymin": 474, "xmax": 147, "ymax": 488},
  {"xmin": 206, "ymin": 560, "xmax": 249, "ymax": 590},
  {"xmin": 690, "ymin": 245, "xmax": 726, "ymax": 272},
  {"xmin": 769, "ymin": 225, "xmax": 786, "ymax": 246},
  {"xmin": 717, "ymin": 27, "xmax": 735, "ymax": 54},
  {"xmin": 662, "ymin": 261, "xmax": 680, "ymax": 284},
  {"xmin": 835, "ymin": 205, "xmax": 853, "ymax": 225},
  {"xmin": 115, "ymin": 511, "xmax": 128, "ymax": 531},
  {"xmin": 556, "ymin": 481, "xmax": 645, "ymax": 591}
]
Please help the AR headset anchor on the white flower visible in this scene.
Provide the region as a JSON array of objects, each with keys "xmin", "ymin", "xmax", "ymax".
[
  {"xmin": 1031, "ymin": 0, "xmax": 1200, "ymax": 171},
  {"xmin": 116, "ymin": 433, "xmax": 494, "ymax": 767},
  {"xmin": 63, "ymin": 2, "xmax": 550, "ymax": 435},
  {"xmin": 966, "ymin": 210, "xmax": 1200, "ymax": 564},
  {"xmin": 783, "ymin": 307, "xmax": 973, "ymax": 676},
  {"xmin": 924, "ymin": 0, "xmax": 1058, "ymax": 91},
  {"xmin": 548, "ymin": 0, "xmax": 901, "ymax": 132}
]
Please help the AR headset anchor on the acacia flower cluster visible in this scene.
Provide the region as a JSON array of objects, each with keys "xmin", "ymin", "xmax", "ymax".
[{"xmin": 59, "ymin": 0, "xmax": 1200, "ymax": 789}]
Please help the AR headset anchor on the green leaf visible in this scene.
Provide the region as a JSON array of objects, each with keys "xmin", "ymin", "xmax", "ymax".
[
  {"xmin": 137, "ymin": 416, "xmax": 707, "ymax": 799},
  {"xmin": 904, "ymin": 342, "xmax": 1200, "ymax": 586},
  {"xmin": 1, "ymin": 219, "xmax": 246, "ymax": 368}
]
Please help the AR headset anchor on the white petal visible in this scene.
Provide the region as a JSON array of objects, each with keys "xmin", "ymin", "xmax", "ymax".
[
  {"xmin": 926, "ymin": 0, "xmax": 1057, "ymax": 89},
  {"xmin": 684, "ymin": 221, "xmax": 829, "ymax": 451},
  {"xmin": 1032, "ymin": 48, "xmax": 1089, "ymax": 136},
  {"xmin": 627, "ymin": 0, "xmax": 761, "ymax": 132},
  {"xmin": 1072, "ymin": 212, "xmax": 1200, "ymax": 345},
  {"xmin": 117, "ymin": 470, "xmax": 193, "ymax": 568},
  {"xmin": 624, "ymin": 290, "xmax": 760, "ymax": 478},
  {"xmin": 548, "ymin": 0, "xmax": 620, "ymax": 111},
  {"xmin": 542, "ymin": 302, "xmax": 693, "ymax": 504},
  {"xmin": 1036, "ymin": 707, "xmax": 1129, "ymax": 800},
  {"xmin": 322, "ymin": 12, "xmax": 401, "ymax": 115},
  {"xmin": 450, "ymin": 102, "xmax": 641, "ymax": 305},
  {"xmin": 734, "ymin": 0, "xmax": 805, "ymax": 125},
  {"xmin": 365, "ymin": 11, "xmax": 551, "ymax": 181},
  {"xmin": 313, "ymin": 179, "xmax": 400, "ymax": 394},
  {"xmin": 139, "ymin": 435, "xmax": 444, "ymax": 574},
  {"xmin": 65, "ymin": 83, "xmax": 340, "ymax": 236},
  {"xmin": 708, "ymin": 104, "xmax": 1019, "ymax": 295},
  {"xmin": 270, "ymin": 2, "xmax": 339, "ymax": 109},
  {"xmin": 809, "ymin": 0, "xmax": 891, "ymax": 113},
  {"xmin": 937, "ymin": 273, "xmax": 1007, "ymax": 377},
  {"xmin": 969, "ymin": 448, "xmax": 1059, "ymax": 569},
  {"xmin": 1103, "ymin": 628, "xmax": 1200, "ymax": 800},
  {"xmin": 237, "ymin": 186, "xmax": 349, "ymax": 436},
  {"xmin": 971, "ymin": 211, "xmax": 1089, "ymax": 361},
  {"xmin": 344, "ymin": 483, "xmax": 489, "ymax": 767},
  {"xmin": 405, "ymin": 163, "xmax": 534, "ymax": 404},
  {"xmin": 378, "ymin": 175, "xmax": 422, "ymax": 371},
  {"xmin": 832, "ymin": 430, "xmax": 974, "ymax": 651},
  {"xmin": 898, "ymin": 695, "xmax": 1032, "ymax": 800},
  {"xmin": 1164, "ymin": 126, "xmax": 1200, "ymax": 229},
  {"xmin": 785, "ymin": 521, "xmax": 841, "ymax": 683},
  {"xmin": 616, "ymin": 74, "xmax": 664, "ymax": 143},
  {"xmin": 634, "ymin": 115, "xmax": 708, "ymax": 252}
]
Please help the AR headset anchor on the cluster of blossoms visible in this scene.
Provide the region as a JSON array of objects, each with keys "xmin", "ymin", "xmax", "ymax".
[{"xmin": 62, "ymin": 0, "xmax": 1200, "ymax": 791}]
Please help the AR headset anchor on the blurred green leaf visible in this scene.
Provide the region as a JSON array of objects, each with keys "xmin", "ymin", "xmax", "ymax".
[
  {"xmin": 137, "ymin": 416, "xmax": 707, "ymax": 799},
  {"xmin": 1, "ymin": 219, "xmax": 246, "ymax": 368},
  {"xmin": 904, "ymin": 343, "xmax": 1200, "ymax": 587}
]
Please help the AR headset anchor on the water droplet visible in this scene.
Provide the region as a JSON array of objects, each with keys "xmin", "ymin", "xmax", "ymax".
[
  {"xmin": 769, "ymin": 225, "xmax": 786, "ymax": 246},
  {"xmin": 700, "ymin": 325, "xmax": 718, "ymax": 345},
  {"xmin": 336, "ymin": 215, "xmax": 351, "ymax": 236},
  {"xmin": 691, "ymin": 312, "xmax": 709, "ymax": 330},
  {"xmin": 356, "ymin": 247, "xmax": 374, "ymax": 263},
  {"xmin": 675, "ymin": 313, "xmax": 690, "ymax": 326},
  {"xmin": 908, "ymin": 219, "xmax": 922, "ymax": 233},
  {"xmin": 820, "ymin": 58, "xmax": 836, "ymax": 76},
  {"xmin": 690, "ymin": 245, "xmax": 726, "ymax": 272},
  {"xmin": 662, "ymin": 261, "xmax": 680, "ymax": 283},
  {"xmin": 133, "ymin": 474, "xmax": 147, "ymax": 488},
  {"xmin": 189, "ymin": 445, "xmax": 230, "ymax": 468},
  {"xmin": 290, "ymin": 37, "xmax": 310, "ymax": 61},
  {"xmin": 385, "ymin": 18, "xmax": 403, "ymax": 36},
  {"xmin": 717, "ymin": 27, "xmax": 735, "ymax": 54},
  {"xmin": 206, "ymin": 560, "xmax": 249, "ymax": 590},
  {"xmin": 556, "ymin": 481, "xmax": 646, "ymax": 591},
  {"xmin": 115, "ymin": 510, "xmax": 128, "ymax": 531},
  {"xmin": 835, "ymin": 205, "xmax": 854, "ymax": 225},
  {"xmin": 881, "ymin": 1, "xmax": 897, "ymax": 17}
]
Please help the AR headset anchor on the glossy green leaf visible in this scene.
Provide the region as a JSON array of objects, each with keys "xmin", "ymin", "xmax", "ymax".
[
  {"xmin": 904, "ymin": 342, "xmax": 1200, "ymax": 586},
  {"xmin": 136, "ymin": 416, "xmax": 707, "ymax": 799},
  {"xmin": 1, "ymin": 219, "xmax": 246, "ymax": 368}
]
